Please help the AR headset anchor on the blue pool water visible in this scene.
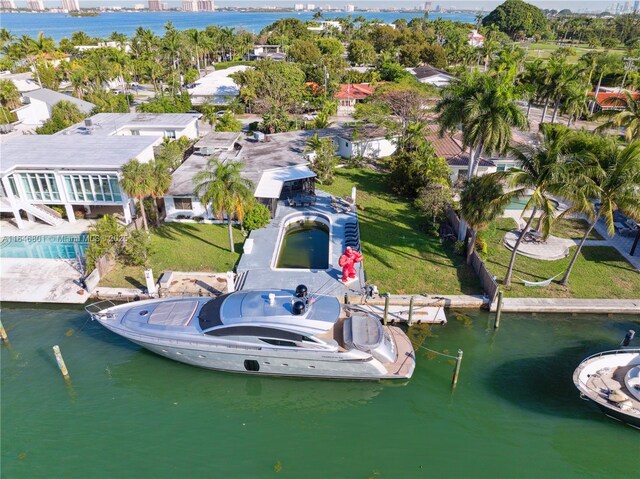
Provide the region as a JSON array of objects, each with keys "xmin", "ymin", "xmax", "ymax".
[{"xmin": 0, "ymin": 234, "xmax": 89, "ymax": 259}]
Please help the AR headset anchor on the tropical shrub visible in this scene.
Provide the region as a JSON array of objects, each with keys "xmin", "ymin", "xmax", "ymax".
[{"xmin": 243, "ymin": 202, "xmax": 271, "ymax": 231}]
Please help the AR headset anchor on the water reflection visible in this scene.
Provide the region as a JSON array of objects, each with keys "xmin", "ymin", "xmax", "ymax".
[{"xmin": 106, "ymin": 351, "xmax": 388, "ymax": 412}]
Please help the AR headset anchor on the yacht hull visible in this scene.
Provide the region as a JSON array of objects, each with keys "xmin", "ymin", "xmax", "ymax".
[
  {"xmin": 93, "ymin": 298, "xmax": 415, "ymax": 381},
  {"xmin": 573, "ymin": 349, "xmax": 640, "ymax": 430}
]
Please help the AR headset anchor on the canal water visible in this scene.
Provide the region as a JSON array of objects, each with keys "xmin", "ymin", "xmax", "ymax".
[{"xmin": 1, "ymin": 305, "xmax": 638, "ymax": 478}]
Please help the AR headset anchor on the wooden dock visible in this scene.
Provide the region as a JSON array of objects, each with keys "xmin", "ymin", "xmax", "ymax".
[
  {"xmin": 492, "ymin": 298, "xmax": 640, "ymax": 315},
  {"xmin": 355, "ymin": 303, "xmax": 448, "ymax": 324}
]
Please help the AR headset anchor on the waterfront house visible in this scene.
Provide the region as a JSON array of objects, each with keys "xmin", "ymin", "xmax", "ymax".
[
  {"xmin": 0, "ymin": 135, "xmax": 158, "ymax": 229},
  {"xmin": 14, "ymin": 88, "xmax": 95, "ymax": 127},
  {"xmin": 165, "ymin": 130, "xmax": 325, "ymax": 220}
]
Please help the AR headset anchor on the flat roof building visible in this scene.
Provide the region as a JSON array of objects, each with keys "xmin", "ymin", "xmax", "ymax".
[{"xmin": 0, "ymin": 135, "xmax": 158, "ymax": 229}]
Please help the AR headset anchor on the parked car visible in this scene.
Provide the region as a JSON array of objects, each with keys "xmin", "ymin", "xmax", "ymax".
[{"xmin": 303, "ymin": 113, "xmax": 318, "ymax": 121}]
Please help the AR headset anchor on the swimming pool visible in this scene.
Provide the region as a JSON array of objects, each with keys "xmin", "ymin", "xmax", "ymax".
[
  {"xmin": 0, "ymin": 234, "xmax": 89, "ymax": 259},
  {"xmin": 506, "ymin": 196, "xmax": 560, "ymax": 211},
  {"xmin": 275, "ymin": 217, "xmax": 330, "ymax": 270}
]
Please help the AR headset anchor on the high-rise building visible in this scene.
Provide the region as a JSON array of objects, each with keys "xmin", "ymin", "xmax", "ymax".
[
  {"xmin": 148, "ymin": 0, "xmax": 165, "ymax": 11},
  {"xmin": 27, "ymin": 0, "xmax": 45, "ymax": 10},
  {"xmin": 634, "ymin": 0, "xmax": 639, "ymax": 11},
  {"xmin": 344, "ymin": 4, "xmax": 354, "ymax": 12},
  {"xmin": 182, "ymin": 0, "xmax": 198, "ymax": 11},
  {"xmin": 0, "ymin": 0, "xmax": 16, "ymax": 9},
  {"xmin": 424, "ymin": 1, "xmax": 432, "ymax": 11},
  {"xmin": 307, "ymin": 3, "xmax": 315, "ymax": 10},
  {"xmin": 294, "ymin": 3, "xmax": 304, "ymax": 10},
  {"xmin": 61, "ymin": 0, "xmax": 80, "ymax": 11},
  {"xmin": 198, "ymin": 0, "xmax": 214, "ymax": 11}
]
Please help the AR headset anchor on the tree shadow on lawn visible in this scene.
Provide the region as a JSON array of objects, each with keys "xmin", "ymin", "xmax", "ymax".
[
  {"xmin": 153, "ymin": 222, "xmax": 244, "ymax": 253},
  {"xmin": 124, "ymin": 275, "xmax": 145, "ymax": 290},
  {"xmin": 580, "ymin": 247, "xmax": 639, "ymax": 274}
]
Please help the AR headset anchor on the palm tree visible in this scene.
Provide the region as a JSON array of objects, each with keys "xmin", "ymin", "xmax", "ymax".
[
  {"xmin": 459, "ymin": 175, "xmax": 508, "ymax": 264},
  {"xmin": 0, "ymin": 79, "xmax": 21, "ymax": 110},
  {"xmin": 193, "ymin": 158, "xmax": 254, "ymax": 253},
  {"xmin": 499, "ymin": 124, "xmax": 569, "ymax": 286},
  {"xmin": 559, "ymin": 140, "xmax": 640, "ymax": 285},
  {"xmin": 595, "ymin": 91, "xmax": 640, "ymax": 142},
  {"xmin": 120, "ymin": 159, "xmax": 153, "ymax": 231},
  {"xmin": 561, "ymin": 81, "xmax": 590, "ymax": 127},
  {"xmin": 437, "ymin": 71, "xmax": 528, "ymax": 180},
  {"xmin": 149, "ymin": 160, "xmax": 173, "ymax": 227}
]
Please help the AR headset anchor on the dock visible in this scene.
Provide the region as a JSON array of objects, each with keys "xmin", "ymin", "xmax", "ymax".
[{"xmin": 492, "ymin": 298, "xmax": 640, "ymax": 315}]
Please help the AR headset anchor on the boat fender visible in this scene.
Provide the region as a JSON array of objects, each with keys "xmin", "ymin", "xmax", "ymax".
[
  {"xmin": 295, "ymin": 284, "xmax": 308, "ymax": 298},
  {"xmin": 622, "ymin": 330, "xmax": 636, "ymax": 347},
  {"xmin": 292, "ymin": 301, "xmax": 306, "ymax": 316}
]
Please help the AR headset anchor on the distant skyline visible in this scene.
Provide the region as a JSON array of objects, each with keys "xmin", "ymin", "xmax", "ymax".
[{"xmin": 3, "ymin": 0, "xmax": 629, "ymax": 11}]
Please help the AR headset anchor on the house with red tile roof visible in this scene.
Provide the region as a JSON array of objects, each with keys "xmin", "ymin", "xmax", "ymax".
[
  {"xmin": 334, "ymin": 83, "xmax": 377, "ymax": 112},
  {"xmin": 588, "ymin": 90, "xmax": 640, "ymax": 112}
]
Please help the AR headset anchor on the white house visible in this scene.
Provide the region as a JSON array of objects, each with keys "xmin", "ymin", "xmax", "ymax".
[
  {"xmin": 57, "ymin": 112, "xmax": 201, "ymax": 140},
  {"xmin": 335, "ymin": 125, "xmax": 397, "ymax": 160},
  {"xmin": 14, "ymin": 88, "xmax": 95, "ymax": 127},
  {"xmin": 469, "ymin": 29, "xmax": 485, "ymax": 47},
  {"xmin": 165, "ymin": 130, "xmax": 325, "ymax": 220},
  {"xmin": 245, "ymin": 45, "xmax": 286, "ymax": 61},
  {"xmin": 0, "ymin": 71, "xmax": 40, "ymax": 93},
  {"xmin": 408, "ymin": 65, "xmax": 455, "ymax": 88},
  {"xmin": 187, "ymin": 65, "xmax": 249, "ymax": 105},
  {"xmin": 0, "ymin": 135, "xmax": 158, "ymax": 229}
]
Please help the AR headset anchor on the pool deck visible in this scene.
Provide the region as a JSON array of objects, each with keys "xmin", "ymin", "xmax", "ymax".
[
  {"xmin": 236, "ymin": 191, "xmax": 365, "ymax": 297},
  {"xmin": 0, "ymin": 258, "xmax": 89, "ymax": 304}
]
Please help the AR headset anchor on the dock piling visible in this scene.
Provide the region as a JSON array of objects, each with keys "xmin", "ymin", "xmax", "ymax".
[
  {"xmin": 53, "ymin": 345, "xmax": 70, "ymax": 379},
  {"xmin": 0, "ymin": 318, "xmax": 8, "ymax": 342},
  {"xmin": 494, "ymin": 291, "xmax": 503, "ymax": 329},
  {"xmin": 383, "ymin": 294, "xmax": 389, "ymax": 325},
  {"xmin": 451, "ymin": 349, "xmax": 463, "ymax": 387},
  {"xmin": 408, "ymin": 296, "xmax": 414, "ymax": 326}
]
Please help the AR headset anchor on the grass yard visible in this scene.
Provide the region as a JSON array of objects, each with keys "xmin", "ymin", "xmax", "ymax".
[
  {"xmin": 523, "ymin": 217, "xmax": 604, "ymax": 241},
  {"xmin": 321, "ymin": 168, "xmax": 482, "ymax": 295},
  {"xmin": 524, "ymin": 42, "xmax": 625, "ymax": 64},
  {"xmin": 482, "ymin": 218, "xmax": 640, "ymax": 299},
  {"xmin": 99, "ymin": 222, "xmax": 243, "ymax": 289}
]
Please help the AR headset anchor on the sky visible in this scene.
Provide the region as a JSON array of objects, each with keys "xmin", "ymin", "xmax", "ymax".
[{"xmin": 10, "ymin": 1, "xmax": 629, "ymax": 11}]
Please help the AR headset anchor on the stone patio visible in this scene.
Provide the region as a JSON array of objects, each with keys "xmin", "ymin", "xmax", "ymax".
[
  {"xmin": 236, "ymin": 191, "xmax": 365, "ymax": 297},
  {"xmin": 503, "ymin": 230, "xmax": 575, "ymax": 260}
]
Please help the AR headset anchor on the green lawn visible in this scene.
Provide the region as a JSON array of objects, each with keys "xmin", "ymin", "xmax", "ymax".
[
  {"xmin": 482, "ymin": 218, "xmax": 640, "ymax": 299},
  {"xmin": 99, "ymin": 222, "xmax": 243, "ymax": 289},
  {"xmin": 321, "ymin": 168, "xmax": 482, "ymax": 295},
  {"xmin": 523, "ymin": 217, "xmax": 604, "ymax": 241},
  {"xmin": 524, "ymin": 42, "xmax": 625, "ymax": 64}
]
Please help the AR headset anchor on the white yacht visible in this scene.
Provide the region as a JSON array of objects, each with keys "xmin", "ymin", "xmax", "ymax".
[
  {"xmin": 86, "ymin": 286, "xmax": 416, "ymax": 380},
  {"xmin": 573, "ymin": 349, "xmax": 640, "ymax": 429}
]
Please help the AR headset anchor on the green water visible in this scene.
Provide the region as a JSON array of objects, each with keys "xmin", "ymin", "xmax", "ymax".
[
  {"xmin": 276, "ymin": 222, "xmax": 329, "ymax": 270},
  {"xmin": 2, "ymin": 305, "xmax": 639, "ymax": 478}
]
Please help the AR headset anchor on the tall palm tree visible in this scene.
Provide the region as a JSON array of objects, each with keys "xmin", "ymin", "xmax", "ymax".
[
  {"xmin": 499, "ymin": 124, "xmax": 569, "ymax": 286},
  {"xmin": 559, "ymin": 140, "xmax": 640, "ymax": 285},
  {"xmin": 595, "ymin": 91, "xmax": 640, "ymax": 142},
  {"xmin": 193, "ymin": 158, "xmax": 254, "ymax": 253},
  {"xmin": 149, "ymin": 160, "xmax": 173, "ymax": 227},
  {"xmin": 462, "ymin": 76, "xmax": 529, "ymax": 177},
  {"xmin": 120, "ymin": 159, "xmax": 153, "ymax": 231},
  {"xmin": 459, "ymin": 175, "xmax": 508, "ymax": 264},
  {"xmin": 561, "ymin": 81, "xmax": 590, "ymax": 127}
]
